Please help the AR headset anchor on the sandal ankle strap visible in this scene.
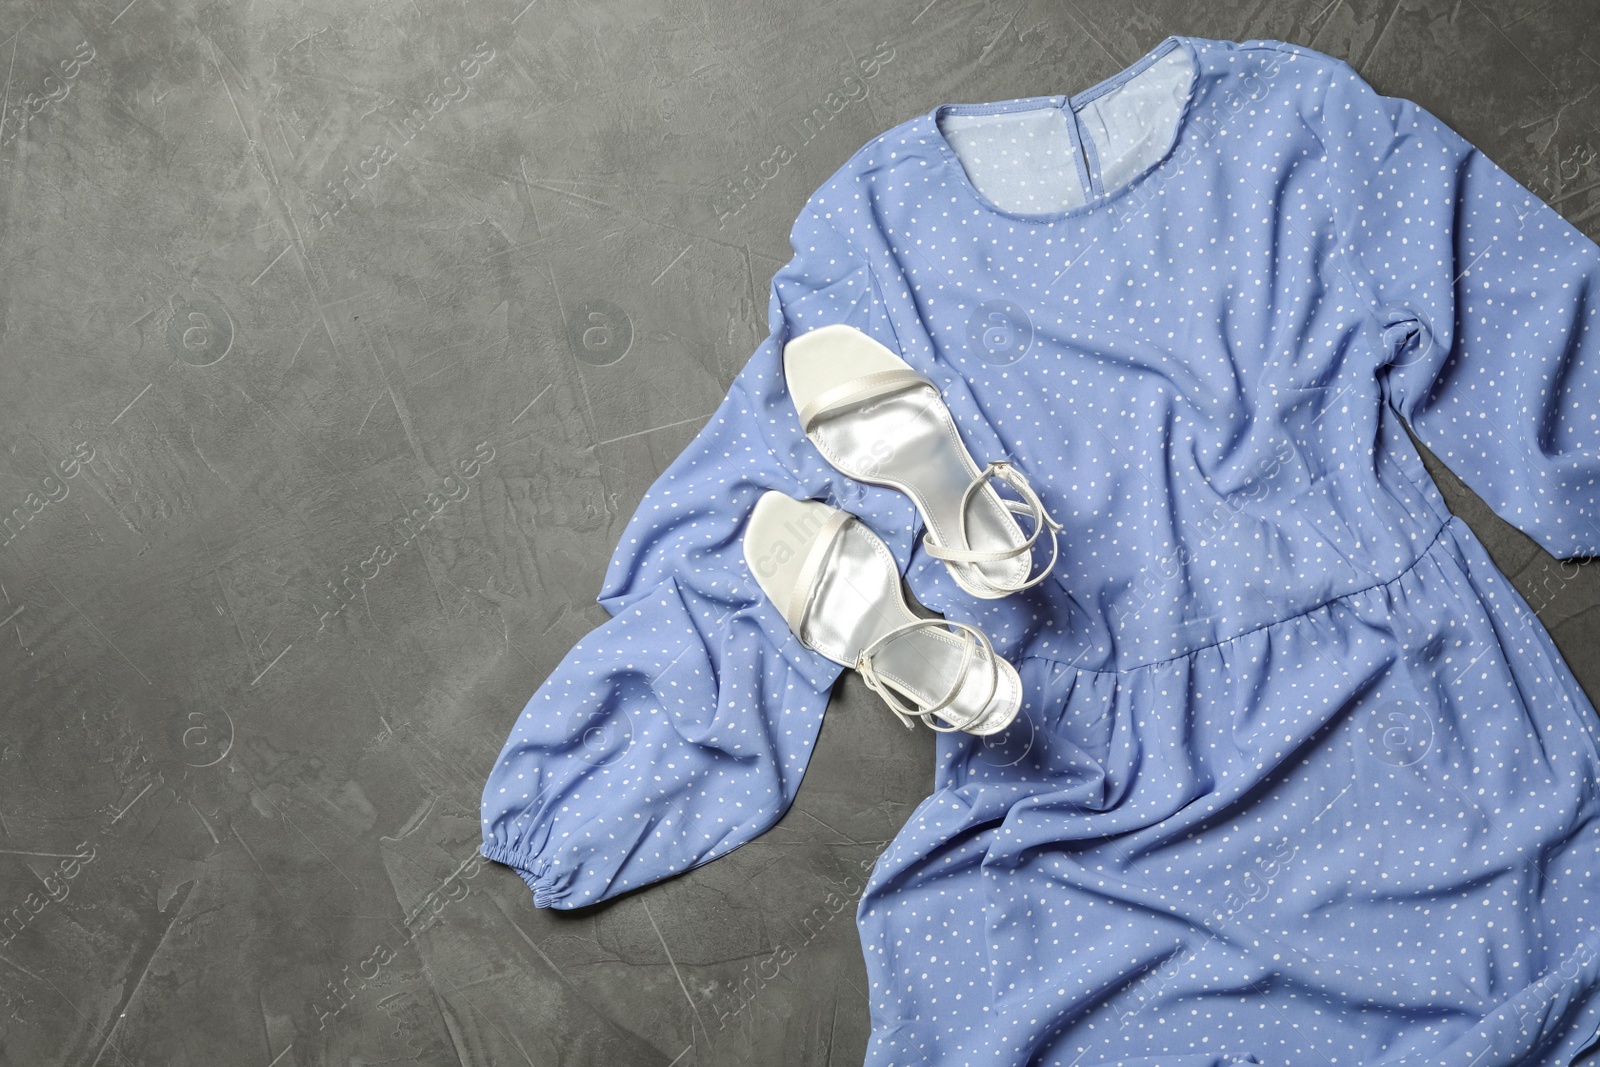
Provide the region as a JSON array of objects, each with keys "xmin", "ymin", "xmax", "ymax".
[
  {"xmin": 854, "ymin": 617, "xmax": 1001, "ymax": 733},
  {"xmin": 921, "ymin": 461, "xmax": 1065, "ymax": 592}
]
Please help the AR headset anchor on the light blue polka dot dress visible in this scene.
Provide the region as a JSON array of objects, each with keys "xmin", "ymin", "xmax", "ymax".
[{"xmin": 482, "ymin": 35, "xmax": 1600, "ymax": 1066}]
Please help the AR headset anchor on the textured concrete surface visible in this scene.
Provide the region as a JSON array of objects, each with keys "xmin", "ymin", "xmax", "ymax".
[{"xmin": 0, "ymin": 1, "xmax": 1596, "ymax": 1065}]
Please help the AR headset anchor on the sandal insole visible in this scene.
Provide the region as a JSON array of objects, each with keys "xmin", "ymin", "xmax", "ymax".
[{"xmin": 807, "ymin": 393, "xmax": 1031, "ymax": 593}]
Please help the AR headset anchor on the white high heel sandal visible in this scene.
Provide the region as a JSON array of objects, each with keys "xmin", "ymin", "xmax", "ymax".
[
  {"xmin": 783, "ymin": 322, "xmax": 1064, "ymax": 600},
  {"xmin": 743, "ymin": 491, "xmax": 1022, "ymax": 736}
]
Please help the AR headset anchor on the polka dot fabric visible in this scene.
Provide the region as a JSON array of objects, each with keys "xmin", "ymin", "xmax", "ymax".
[{"xmin": 482, "ymin": 35, "xmax": 1600, "ymax": 1066}]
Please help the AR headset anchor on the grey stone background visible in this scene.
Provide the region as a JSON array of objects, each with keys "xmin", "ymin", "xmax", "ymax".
[{"xmin": 0, "ymin": 0, "xmax": 1596, "ymax": 1064}]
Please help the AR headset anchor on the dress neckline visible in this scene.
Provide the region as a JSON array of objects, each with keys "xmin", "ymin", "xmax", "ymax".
[{"xmin": 922, "ymin": 35, "xmax": 1201, "ymax": 226}]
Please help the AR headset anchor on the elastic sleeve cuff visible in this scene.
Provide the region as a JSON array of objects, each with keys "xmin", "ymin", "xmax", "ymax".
[{"xmin": 480, "ymin": 843, "xmax": 565, "ymax": 908}]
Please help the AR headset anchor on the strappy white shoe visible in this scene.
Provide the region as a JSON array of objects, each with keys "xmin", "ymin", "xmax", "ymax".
[
  {"xmin": 743, "ymin": 491, "xmax": 1022, "ymax": 735},
  {"xmin": 783, "ymin": 322, "xmax": 1064, "ymax": 599}
]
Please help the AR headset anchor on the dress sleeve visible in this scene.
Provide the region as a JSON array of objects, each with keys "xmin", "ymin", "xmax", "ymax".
[
  {"xmin": 479, "ymin": 191, "xmax": 908, "ymax": 909},
  {"xmin": 1309, "ymin": 51, "xmax": 1600, "ymax": 559}
]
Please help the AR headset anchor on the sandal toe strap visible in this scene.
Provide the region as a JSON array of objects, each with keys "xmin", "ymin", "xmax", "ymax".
[
  {"xmin": 795, "ymin": 369, "xmax": 938, "ymax": 434},
  {"xmin": 783, "ymin": 509, "xmax": 854, "ymax": 638}
]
